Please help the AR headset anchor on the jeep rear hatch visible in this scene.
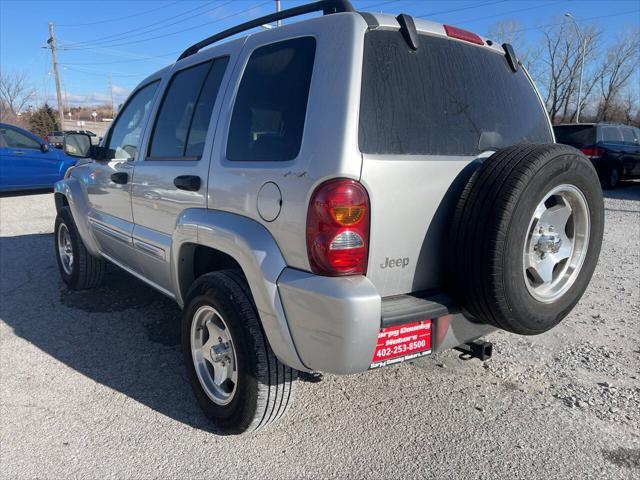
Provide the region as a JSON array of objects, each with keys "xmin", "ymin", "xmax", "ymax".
[{"xmin": 358, "ymin": 27, "xmax": 553, "ymax": 297}]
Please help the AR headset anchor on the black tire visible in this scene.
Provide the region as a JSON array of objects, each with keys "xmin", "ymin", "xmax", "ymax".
[
  {"xmin": 55, "ymin": 206, "xmax": 105, "ymax": 289},
  {"xmin": 601, "ymin": 165, "xmax": 621, "ymax": 189},
  {"xmin": 182, "ymin": 270, "xmax": 296, "ymax": 434},
  {"xmin": 450, "ymin": 144, "xmax": 604, "ymax": 335}
]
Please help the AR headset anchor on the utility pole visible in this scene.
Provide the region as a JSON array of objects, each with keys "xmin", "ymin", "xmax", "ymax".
[
  {"xmin": 108, "ymin": 73, "xmax": 115, "ymax": 118},
  {"xmin": 276, "ymin": 0, "xmax": 281, "ymax": 27},
  {"xmin": 47, "ymin": 22, "xmax": 66, "ymax": 130}
]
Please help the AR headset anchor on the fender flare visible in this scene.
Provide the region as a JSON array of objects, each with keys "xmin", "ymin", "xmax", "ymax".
[
  {"xmin": 171, "ymin": 209, "xmax": 308, "ymax": 372},
  {"xmin": 54, "ymin": 178, "xmax": 101, "ymax": 257}
]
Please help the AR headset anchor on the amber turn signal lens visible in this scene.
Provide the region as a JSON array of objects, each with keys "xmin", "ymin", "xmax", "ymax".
[{"xmin": 331, "ymin": 206, "xmax": 365, "ymax": 226}]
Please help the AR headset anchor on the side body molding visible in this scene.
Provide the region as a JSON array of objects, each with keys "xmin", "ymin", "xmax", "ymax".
[
  {"xmin": 171, "ymin": 209, "xmax": 309, "ymax": 372},
  {"xmin": 54, "ymin": 178, "xmax": 101, "ymax": 257}
]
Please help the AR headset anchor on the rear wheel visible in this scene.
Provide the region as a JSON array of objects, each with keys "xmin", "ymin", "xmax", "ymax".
[
  {"xmin": 182, "ymin": 270, "xmax": 296, "ymax": 434},
  {"xmin": 450, "ymin": 144, "xmax": 604, "ymax": 335}
]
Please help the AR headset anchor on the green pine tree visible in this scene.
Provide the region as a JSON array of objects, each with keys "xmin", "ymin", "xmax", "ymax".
[{"xmin": 29, "ymin": 103, "xmax": 60, "ymax": 138}]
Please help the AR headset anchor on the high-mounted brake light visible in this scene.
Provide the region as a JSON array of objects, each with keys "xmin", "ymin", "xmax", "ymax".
[
  {"xmin": 306, "ymin": 179, "xmax": 370, "ymax": 276},
  {"xmin": 580, "ymin": 147, "xmax": 604, "ymax": 159},
  {"xmin": 444, "ymin": 24, "xmax": 484, "ymax": 45}
]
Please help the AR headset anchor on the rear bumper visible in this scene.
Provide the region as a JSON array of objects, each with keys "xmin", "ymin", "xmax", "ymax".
[{"xmin": 277, "ymin": 268, "xmax": 495, "ymax": 374}]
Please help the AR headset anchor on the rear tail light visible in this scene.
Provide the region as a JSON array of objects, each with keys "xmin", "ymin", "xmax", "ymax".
[
  {"xmin": 444, "ymin": 24, "xmax": 484, "ymax": 45},
  {"xmin": 306, "ymin": 178, "xmax": 370, "ymax": 276},
  {"xmin": 580, "ymin": 147, "xmax": 604, "ymax": 159}
]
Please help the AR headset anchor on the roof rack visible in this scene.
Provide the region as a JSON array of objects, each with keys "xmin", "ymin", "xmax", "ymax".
[{"xmin": 177, "ymin": 0, "xmax": 355, "ymax": 61}]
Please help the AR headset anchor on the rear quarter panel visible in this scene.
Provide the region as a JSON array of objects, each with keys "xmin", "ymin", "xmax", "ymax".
[{"xmin": 207, "ymin": 13, "xmax": 369, "ymax": 271}]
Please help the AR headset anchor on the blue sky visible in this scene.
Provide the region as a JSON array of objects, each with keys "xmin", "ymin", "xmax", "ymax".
[{"xmin": 1, "ymin": 0, "xmax": 638, "ymax": 108}]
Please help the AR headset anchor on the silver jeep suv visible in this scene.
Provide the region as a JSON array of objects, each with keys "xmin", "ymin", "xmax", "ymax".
[{"xmin": 54, "ymin": 0, "xmax": 604, "ymax": 434}]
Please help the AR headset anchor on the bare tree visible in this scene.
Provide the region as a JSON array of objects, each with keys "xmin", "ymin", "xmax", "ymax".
[
  {"xmin": 595, "ymin": 28, "xmax": 640, "ymax": 122},
  {"xmin": 486, "ymin": 20, "xmax": 542, "ymax": 81},
  {"xmin": 537, "ymin": 21, "xmax": 602, "ymax": 124},
  {"xmin": 0, "ymin": 71, "xmax": 36, "ymax": 117}
]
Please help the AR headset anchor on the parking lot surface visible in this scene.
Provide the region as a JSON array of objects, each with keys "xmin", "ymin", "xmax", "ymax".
[{"xmin": 1, "ymin": 185, "xmax": 639, "ymax": 479}]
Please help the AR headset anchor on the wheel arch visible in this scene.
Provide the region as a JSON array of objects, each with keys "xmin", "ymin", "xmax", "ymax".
[
  {"xmin": 171, "ymin": 209, "xmax": 308, "ymax": 372},
  {"xmin": 53, "ymin": 178, "xmax": 101, "ymax": 256},
  {"xmin": 54, "ymin": 191, "xmax": 69, "ymax": 212}
]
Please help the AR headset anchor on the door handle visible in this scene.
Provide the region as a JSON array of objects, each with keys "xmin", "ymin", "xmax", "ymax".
[
  {"xmin": 14, "ymin": 150, "xmax": 24, "ymax": 156},
  {"xmin": 110, "ymin": 172, "xmax": 128, "ymax": 184},
  {"xmin": 174, "ymin": 175, "xmax": 201, "ymax": 191}
]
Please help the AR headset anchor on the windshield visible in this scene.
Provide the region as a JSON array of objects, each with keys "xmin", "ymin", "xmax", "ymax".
[{"xmin": 359, "ymin": 30, "xmax": 552, "ymax": 156}]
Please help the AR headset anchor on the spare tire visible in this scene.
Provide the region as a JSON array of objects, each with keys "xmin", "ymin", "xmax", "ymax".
[{"xmin": 450, "ymin": 144, "xmax": 604, "ymax": 335}]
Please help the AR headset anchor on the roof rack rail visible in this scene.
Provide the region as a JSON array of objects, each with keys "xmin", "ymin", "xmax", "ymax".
[{"xmin": 177, "ymin": 0, "xmax": 355, "ymax": 61}]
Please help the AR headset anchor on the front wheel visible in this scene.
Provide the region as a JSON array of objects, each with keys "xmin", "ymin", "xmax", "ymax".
[
  {"xmin": 182, "ymin": 271, "xmax": 296, "ymax": 434},
  {"xmin": 55, "ymin": 207, "xmax": 105, "ymax": 289}
]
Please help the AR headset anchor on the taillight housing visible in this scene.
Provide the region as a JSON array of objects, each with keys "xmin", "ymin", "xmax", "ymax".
[
  {"xmin": 306, "ymin": 178, "xmax": 370, "ymax": 276},
  {"xmin": 580, "ymin": 147, "xmax": 604, "ymax": 159},
  {"xmin": 444, "ymin": 24, "xmax": 484, "ymax": 45}
]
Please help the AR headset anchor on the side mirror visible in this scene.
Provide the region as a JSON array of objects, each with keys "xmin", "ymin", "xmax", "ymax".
[
  {"xmin": 63, "ymin": 133, "xmax": 92, "ymax": 158},
  {"xmin": 40, "ymin": 143, "xmax": 51, "ymax": 153}
]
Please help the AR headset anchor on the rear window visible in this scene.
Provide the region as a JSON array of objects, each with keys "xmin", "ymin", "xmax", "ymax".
[
  {"xmin": 226, "ymin": 37, "xmax": 316, "ymax": 162},
  {"xmin": 359, "ymin": 31, "xmax": 552, "ymax": 156},
  {"xmin": 553, "ymin": 125, "xmax": 596, "ymax": 147}
]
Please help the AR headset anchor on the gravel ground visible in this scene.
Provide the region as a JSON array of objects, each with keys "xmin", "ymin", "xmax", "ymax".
[{"xmin": 1, "ymin": 184, "xmax": 639, "ymax": 479}]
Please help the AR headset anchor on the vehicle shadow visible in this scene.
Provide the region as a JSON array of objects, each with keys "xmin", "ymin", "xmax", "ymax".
[
  {"xmin": 0, "ymin": 232, "xmax": 224, "ymax": 433},
  {"xmin": 602, "ymin": 180, "xmax": 640, "ymax": 202}
]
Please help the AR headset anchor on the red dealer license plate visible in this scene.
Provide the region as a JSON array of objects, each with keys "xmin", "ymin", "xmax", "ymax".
[{"xmin": 370, "ymin": 320, "xmax": 432, "ymax": 369}]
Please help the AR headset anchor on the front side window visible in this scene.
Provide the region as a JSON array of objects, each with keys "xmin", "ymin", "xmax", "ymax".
[
  {"xmin": 106, "ymin": 81, "xmax": 159, "ymax": 160},
  {"xmin": 1, "ymin": 128, "xmax": 41, "ymax": 150},
  {"xmin": 147, "ymin": 57, "xmax": 229, "ymax": 160},
  {"xmin": 226, "ymin": 37, "xmax": 316, "ymax": 162}
]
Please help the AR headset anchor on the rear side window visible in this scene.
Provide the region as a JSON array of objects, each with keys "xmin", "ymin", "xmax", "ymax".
[
  {"xmin": 553, "ymin": 125, "xmax": 596, "ymax": 147},
  {"xmin": 148, "ymin": 56, "xmax": 229, "ymax": 160},
  {"xmin": 621, "ymin": 127, "xmax": 636, "ymax": 144},
  {"xmin": 600, "ymin": 126, "xmax": 622, "ymax": 143},
  {"xmin": 226, "ymin": 37, "xmax": 316, "ymax": 162},
  {"xmin": 359, "ymin": 31, "xmax": 552, "ymax": 156}
]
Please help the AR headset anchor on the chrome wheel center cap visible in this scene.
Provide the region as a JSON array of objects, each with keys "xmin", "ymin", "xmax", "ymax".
[
  {"xmin": 535, "ymin": 227, "xmax": 562, "ymax": 255},
  {"xmin": 210, "ymin": 343, "xmax": 230, "ymax": 363}
]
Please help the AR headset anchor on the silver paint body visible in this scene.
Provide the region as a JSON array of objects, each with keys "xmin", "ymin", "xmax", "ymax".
[{"xmin": 54, "ymin": 12, "xmax": 553, "ymax": 374}]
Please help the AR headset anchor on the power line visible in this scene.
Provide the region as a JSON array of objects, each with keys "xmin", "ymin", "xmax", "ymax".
[
  {"xmin": 508, "ymin": 8, "xmax": 640, "ymax": 35},
  {"xmin": 60, "ymin": 1, "xmax": 271, "ymax": 51},
  {"xmin": 59, "ymin": 54, "xmax": 181, "ymax": 66},
  {"xmin": 415, "ymin": 0, "xmax": 508, "ymax": 19},
  {"xmin": 63, "ymin": 1, "xmax": 227, "ymax": 48},
  {"xmin": 61, "ymin": 65, "xmax": 149, "ymax": 78},
  {"xmin": 455, "ymin": 0, "xmax": 568, "ymax": 26},
  {"xmin": 359, "ymin": 0, "xmax": 399, "ymax": 10},
  {"xmin": 57, "ymin": 1, "xmax": 182, "ymax": 27}
]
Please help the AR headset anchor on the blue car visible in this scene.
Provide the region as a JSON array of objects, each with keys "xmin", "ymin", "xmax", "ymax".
[{"xmin": 0, "ymin": 123, "xmax": 77, "ymax": 192}]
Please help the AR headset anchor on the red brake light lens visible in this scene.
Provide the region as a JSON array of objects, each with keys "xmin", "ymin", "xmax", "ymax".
[
  {"xmin": 444, "ymin": 24, "xmax": 484, "ymax": 45},
  {"xmin": 580, "ymin": 147, "xmax": 604, "ymax": 158},
  {"xmin": 306, "ymin": 179, "xmax": 370, "ymax": 276}
]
